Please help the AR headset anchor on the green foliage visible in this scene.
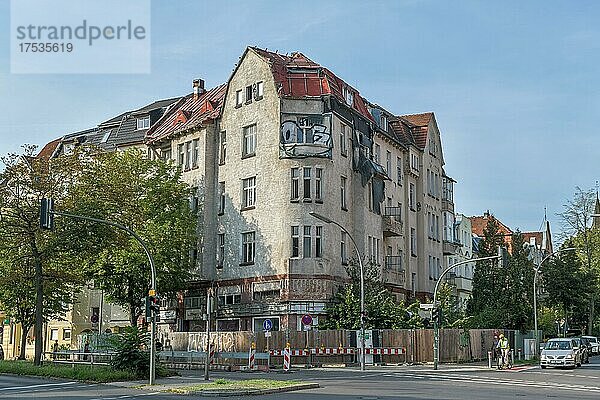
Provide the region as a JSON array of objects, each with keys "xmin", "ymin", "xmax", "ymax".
[
  {"xmin": 542, "ymin": 240, "xmax": 596, "ymax": 332},
  {"xmin": 320, "ymin": 259, "xmax": 423, "ymax": 329},
  {"xmin": 436, "ymin": 282, "xmax": 468, "ymax": 328},
  {"xmin": 109, "ymin": 326, "xmax": 154, "ymax": 377},
  {"xmin": 0, "ymin": 145, "xmax": 86, "ymax": 359},
  {"xmin": 0, "ymin": 360, "xmax": 136, "ymax": 382},
  {"xmin": 61, "ymin": 148, "xmax": 197, "ymax": 325},
  {"xmin": 467, "ymin": 217, "xmax": 535, "ymax": 331}
]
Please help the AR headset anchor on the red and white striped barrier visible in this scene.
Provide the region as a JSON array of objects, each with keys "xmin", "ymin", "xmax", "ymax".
[
  {"xmin": 209, "ymin": 343, "xmax": 215, "ymax": 365},
  {"xmin": 365, "ymin": 348, "xmax": 406, "ymax": 355},
  {"xmin": 248, "ymin": 344, "xmax": 256, "ymax": 370},
  {"xmin": 269, "ymin": 347, "xmax": 405, "ymax": 356},
  {"xmin": 283, "ymin": 347, "xmax": 291, "ymax": 372}
]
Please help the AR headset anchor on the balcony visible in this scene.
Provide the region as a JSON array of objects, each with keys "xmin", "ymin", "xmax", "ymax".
[
  {"xmin": 382, "ymin": 207, "xmax": 403, "ymax": 237},
  {"xmin": 445, "ymin": 273, "xmax": 472, "ymax": 292},
  {"xmin": 441, "ymin": 198, "xmax": 454, "ymax": 213},
  {"xmin": 443, "ymin": 239, "xmax": 461, "ymax": 255}
]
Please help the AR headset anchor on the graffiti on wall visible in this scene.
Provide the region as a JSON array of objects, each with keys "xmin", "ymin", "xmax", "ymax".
[
  {"xmin": 280, "ymin": 114, "xmax": 332, "ymax": 158},
  {"xmin": 187, "ymin": 331, "xmax": 240, "ymax": 353}
]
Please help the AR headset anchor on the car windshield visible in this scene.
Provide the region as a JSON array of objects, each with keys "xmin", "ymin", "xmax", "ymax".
[
  {"xmin": 585, "ymin": 337, "xmax": 597, "ymax": 343},
  {"xmin": 545, "ymin": 341, "xmax": 571, "ymax": 350}
]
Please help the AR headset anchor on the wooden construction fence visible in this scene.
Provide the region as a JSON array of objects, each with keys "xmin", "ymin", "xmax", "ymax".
[{"xmin": 163, "ymin": 328, "xmax": 498, "ymax": 366}]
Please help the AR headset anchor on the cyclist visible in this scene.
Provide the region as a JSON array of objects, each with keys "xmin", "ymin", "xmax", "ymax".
[{"xmin": 496, "ymin": 333, "xmax": 511, "ymax": 369}]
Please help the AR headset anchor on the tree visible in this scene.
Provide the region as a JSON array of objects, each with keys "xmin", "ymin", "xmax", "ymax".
[
  {"xmin": 499, "ymin": 231, "xmax": 534, "ymax": 331},
  {"xmin": 0, "ymin": 145, "xmax": 85, "ymax": 363},
  {"xmin": 436, "ymin": 282, "xmax": 469, "ymax": 328},
  {"xmin": 542, "ymin": 240, "xmax": 595, "ymax": 333},
  {"xmin": 467, "ymin": 216, "xmax": 506, "ymax": 328},
  {"xmin": 557, "ymin": 187, "xmax": 600, "ymax": 334},
  {"xmin": 62, "ymin": 148, "xmax": 197, "ymax": 326},
  {"xmin": 320, "ymin": 259, "xmax": 421, "ymax": 330}
]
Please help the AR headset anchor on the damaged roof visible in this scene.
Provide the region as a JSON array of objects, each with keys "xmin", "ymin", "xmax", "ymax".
[
  {"xmin": 145, "ymin": 84, "xmax": 227, "ymax": 145},
  {"xmin": 250, "ymin": 47, "xmax": 374, "ymax": 123},
  {"xmin": 400, "ymin": 112, "xmax": 434, "ymax": 150}
]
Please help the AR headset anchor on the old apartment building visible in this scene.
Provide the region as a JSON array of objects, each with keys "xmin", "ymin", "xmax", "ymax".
[
  {"xmin": 3, "ymin": 47, "xmax": 463, "ymax": 357},
  {"xmin": 144, "ymin": 47, "xmax": 458, "ymax": 333}
]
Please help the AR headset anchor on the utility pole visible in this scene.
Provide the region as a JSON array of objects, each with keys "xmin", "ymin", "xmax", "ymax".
[{"xmin": 204, "ymin": 287, "xmax": 213, "ymax": 381}]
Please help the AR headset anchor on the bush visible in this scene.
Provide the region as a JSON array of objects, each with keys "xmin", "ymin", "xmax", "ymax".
[
  {"xmin": 0, "ymin": 360, "xmax": 136, "ymax": 382},
  {"xmin": 109, "ymin": 326, "xmax": 152, "ymax": 377}
]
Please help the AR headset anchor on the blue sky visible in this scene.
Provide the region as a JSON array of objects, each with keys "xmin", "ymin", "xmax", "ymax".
[{"xmin": 0, "ymin": 0, "xmax": 598, "ymax": 238}]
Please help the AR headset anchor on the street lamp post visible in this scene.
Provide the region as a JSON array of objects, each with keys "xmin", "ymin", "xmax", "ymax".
[
  {"xmin": 309, "ymin": 212, "xmax": 366, "ymax": 371},
  {"xmin": 532, "ymin": 247, "xmax": 576, "ymax": 356},
  {"xmin": 432, "ymin": 255, "xmax": 501, "ymax": 370}
]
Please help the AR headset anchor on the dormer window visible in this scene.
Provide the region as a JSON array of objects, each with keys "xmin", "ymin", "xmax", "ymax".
[
  {"xmin": 380, "ymin": 114, "xmax": 388, "ymax": 131},
  {"xmin": 136, "ymin": 116, "xmax": 150, "ymax": 130},
  {"xmin": 343, "ymin": 86, "xmax": 353, "ymax": 106}
]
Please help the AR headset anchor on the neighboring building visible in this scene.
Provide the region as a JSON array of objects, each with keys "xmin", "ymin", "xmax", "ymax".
[{"xmin": 445, "ymin": 214, "xmax": 474, "ymax": 309}]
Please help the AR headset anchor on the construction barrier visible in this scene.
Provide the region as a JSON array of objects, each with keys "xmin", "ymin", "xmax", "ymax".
[
  {"xmin": 248, "ymin": 342, "xmax": 256, "ymax": 370},
  {"xmin": 269, "ymin": 347, "xmax": 405, "ymax": 356},
  {"xmin": 283, "ymin": 343, "xmax": 291, "ymax": 372}
]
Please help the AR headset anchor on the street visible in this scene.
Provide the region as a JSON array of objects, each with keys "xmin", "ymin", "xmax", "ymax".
[{"xmin": 2, "ymin": 357, "xmax": 600, "ymax": 399}]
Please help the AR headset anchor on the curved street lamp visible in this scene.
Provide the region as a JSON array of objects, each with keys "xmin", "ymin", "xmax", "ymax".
[{"xmin": 309, "ymin": 212, "xmax": 366, "ymax": 371}]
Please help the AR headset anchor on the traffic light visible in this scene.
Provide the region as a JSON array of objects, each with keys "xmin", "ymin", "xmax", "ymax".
[
  {"xmin": 40, "ymin": 198, "xmax": 55, "ymax": 230},
  {"xmin": 145, "ymin": 295, "xmax": 160, "ymax": 318}
]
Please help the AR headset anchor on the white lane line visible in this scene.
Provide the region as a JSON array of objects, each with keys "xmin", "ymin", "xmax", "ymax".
[
  {"xmin": 89, "ymin": 392, "xmax": 162, "ymax": 400},
  {"xmin": 395, "ymin": 372, "xmax": 600, "ymax": 393},
  {"xmin": 0, "ymin": 381, "xmax": 78, "ymax": 391}
]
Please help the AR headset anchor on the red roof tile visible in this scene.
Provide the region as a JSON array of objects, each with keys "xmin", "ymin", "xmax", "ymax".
[
  {"xmin": 470, "ymin": 213, "xmax": 513, "ymax": 252},
  {"xmin": 36, "ymin": 138, "xmax": 61, "ymax": 159},
  {"xmin": 250, "ymin": 47, "xmax": 374, "ymax": 122},
  {"xmin": 146, "ymin": 84, "xmax": 226, "ymax": 144},
  {"xmin": 400, "ymin": 112, "xmax": 434, "ymax": 150}
]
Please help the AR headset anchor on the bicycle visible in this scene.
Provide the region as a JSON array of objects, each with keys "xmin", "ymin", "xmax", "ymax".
[{"xmin": 496, "ymin": 348, "xmax": 512, "ymax": 370}]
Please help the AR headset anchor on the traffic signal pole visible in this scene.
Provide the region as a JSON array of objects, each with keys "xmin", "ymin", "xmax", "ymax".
[
  {"xmin": 432, "ymin": 255, "xmax": 501, "ymax": 370},
  {"xmin": 42, "ymin": 203, "xmax": 158, "ymax": 385}
]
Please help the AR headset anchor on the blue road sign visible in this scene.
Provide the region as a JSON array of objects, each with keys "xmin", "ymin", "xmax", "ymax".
[{"xmin": 263, "ymin": 319, "xmax": 273, "ymax": 331}]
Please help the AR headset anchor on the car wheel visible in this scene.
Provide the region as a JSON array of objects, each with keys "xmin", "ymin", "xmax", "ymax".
[{"xmin": 540, "ymin": 365, "xmax": 547, "ymax": 369}]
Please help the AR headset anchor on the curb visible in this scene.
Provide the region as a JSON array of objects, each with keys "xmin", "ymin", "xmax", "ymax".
[{"xmin": 168, "ymin": 383, "xmax": 320, "ymax": 397}]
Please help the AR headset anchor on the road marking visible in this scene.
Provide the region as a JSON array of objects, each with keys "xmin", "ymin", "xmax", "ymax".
[
  {"xmin": 393, "ymin": 372, "xmax": 600, "ymax": 393},
  {"xmin": 89, "ymin": 393, "xmax": 161, "ymax": 400},
  {"xmin": 0, "ymin": 381, "xmax": 78, "ymax": 391}
]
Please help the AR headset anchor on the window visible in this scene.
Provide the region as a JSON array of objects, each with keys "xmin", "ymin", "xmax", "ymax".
[
  {"xmin": 343, "ymin": 86, "xmax": 354, "ymax": 105},
  {"xmin": 396, "ymin": 157, "xmax": 402, "ymax": 185},
  {"xmin": 218, "ymin": 182, "xmax": 225, "ymax": 214},
  {"xmin": 50, "ymin": 329, "xmax": 59, "ymax": 341},
  {"xmin": 409, "ymin": 183, "xmax": 415, "ymax": 210},
  {"xmin": 410, "ymin": 228, "xmax": 417, "ymax": 256},
  {"xmin": 435, "ymin": 215, "xmax": 440, "ymax": 240},
  {"xmin": 386, "ymin": 151, "xmax": 391, "ymax": 177},
  {"xmin": 177, "ymin": 143, "xmax": 184, "ymax": 167},
  {"xmin": 217, "ymin": 233, "xmax": 225, "ymax": 268},
  {"xmin": 256, "ymin": 81, "xmax": 264, "ymax": 99},
  {"xmin": 340, "ymin": 176, "xmax": 347, "ymax": 210},
  {"xmin": 291, "ymin": 226, "xmax": 300, "ymax": 257},
  {"xmin": 368, "ymin": 181, "xmax": 373, "ymax": 211},
  {"xmin": 340, "ymin": 123, "xmax": 348, "ymax": 156},
  {"xmin": 315, "ymin": 226, "xmax": 323, "ymax": 258},
  {"xmin": 341, "ymin": 230, "xmax": 347, "ymax": 265},
  {"xmin": 192, "ymin": 139, "xmax": 199, "ymax": 168},
  {"xmin": 218, "ymin": 294, "xmax": 241, "ymax": 305},
  {"xmin": 374, "ymin": 143, "xmax": 381, "ymax": 163},
  {"xmin": 63, "ymin": 328, "xmax": 72, "ymax": 341},
  {"xmin": 241, "ymin": 231, "xmax": 255, "ymax": 264},
  {"xmin": 303, "ymin": 167, "xmax": 311, "ymax": 201},
  {"xmin": 235, "ymin": 89, "xmax": 243, "ymax": 107},
  {"xmin": 245, "ymin": 85, "xmax": 253, "ymax": 103},
  {"xmin": 410, "ymin": 153, "xmax": 419, "ymax": 171},
  {"xmin": 242, "ymin": 177, "xmax": 256, "ymax": 209},
  {"xmin": 219, "ymin": 131, "xmax": 226, "ymax": 165},
  {"xmin": 429, "ymin": 255, "xmax": 433, "ymax": 280},
  {"xmin": 136, "ymin": 116, "xmax": 150, "ymax": 130},
  {"xmin": 303, "ymin": 226, "xmax": 312, "ymax": 258},
  {"xmin": 242, "ymin": 124, "xmax": 256, "ymax": 157},
  {"xmin": 315, "ymin": 168, "xmax": 323, "ymax": 202},
  {"xmin": 291, "ymin": 168, "xmax": 300, "ymax": 201},
  {"xmin": 185, "ymin": 141, "xmax": 191, "ymax": 170},
  {"xmin": 380, "ymin": 114, "xmax": 388, "ymax": 131}
]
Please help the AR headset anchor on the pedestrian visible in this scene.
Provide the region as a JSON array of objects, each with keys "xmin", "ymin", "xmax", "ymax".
[
  {"xmin": 83, "ymin": 341, "xmax": 90, "ymax": 361},
  {"xmin": 52, "ymin": 340, "xmax": 59, "ymax": 360},
  {"xmin": 0, "ymin": 344, "xmax": 4, "ymax": 360}
]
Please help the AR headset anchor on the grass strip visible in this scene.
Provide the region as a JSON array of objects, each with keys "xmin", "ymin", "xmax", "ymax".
[
  {"xmin": 0, "ymin": 360, "xmax": 137, "ymax": 383},
  {"xmin": 166, "ymin": 378, "xmax": 306, "ymax": 393}
]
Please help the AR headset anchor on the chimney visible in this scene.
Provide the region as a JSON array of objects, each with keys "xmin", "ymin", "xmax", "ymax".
[{"xmin": 193, "ymin": 79, "xmax": 205, "ymax": 100}]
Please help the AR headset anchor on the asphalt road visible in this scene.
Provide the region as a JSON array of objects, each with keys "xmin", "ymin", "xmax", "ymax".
[{"xmin": 2, "ymin": 356, "xmax": 600, "ymax": 399}]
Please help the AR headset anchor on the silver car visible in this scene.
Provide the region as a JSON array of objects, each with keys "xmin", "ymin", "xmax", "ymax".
[{"xmin": 540, "ymin": 338, "xmax": 582, "ymax": 369}]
